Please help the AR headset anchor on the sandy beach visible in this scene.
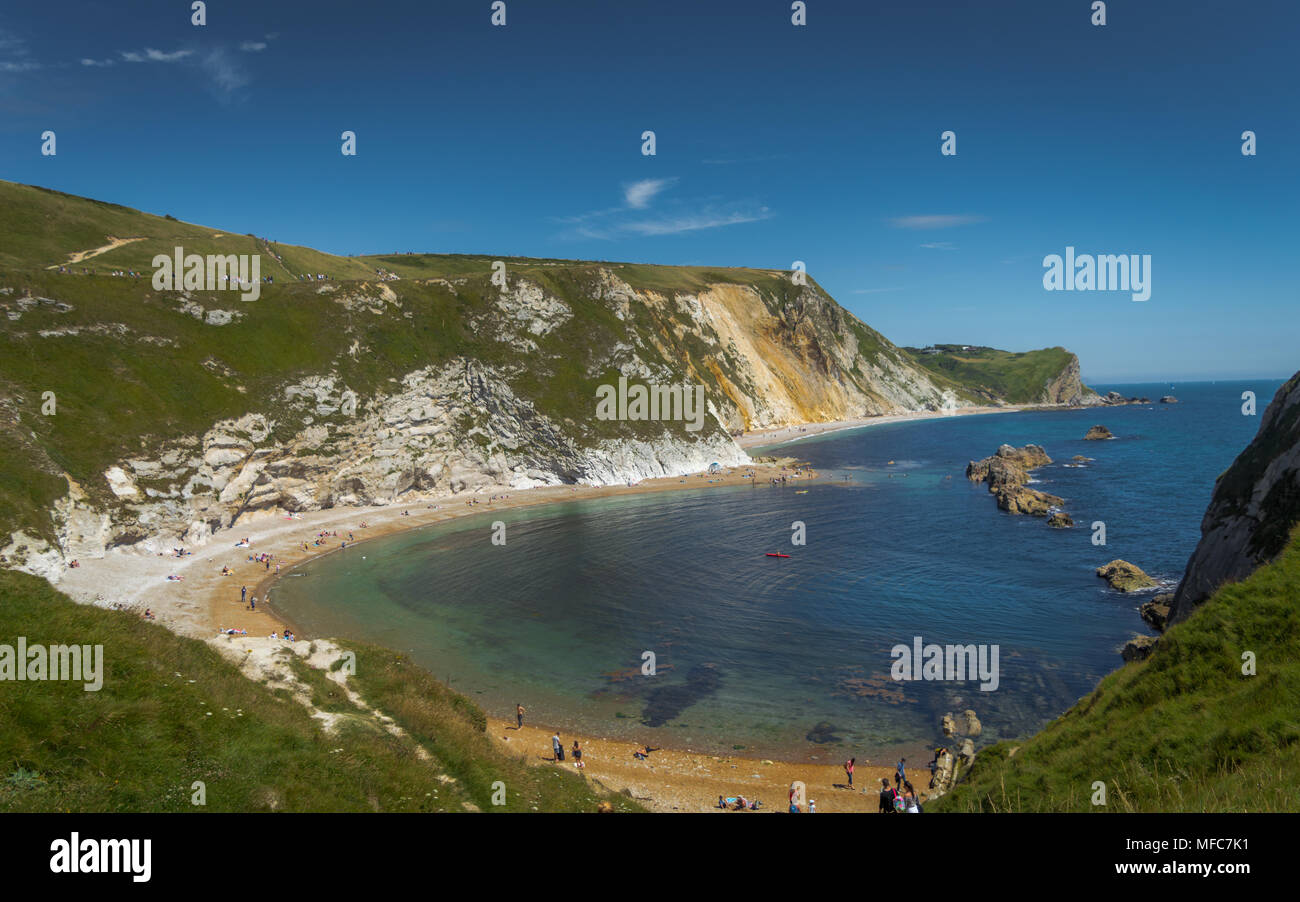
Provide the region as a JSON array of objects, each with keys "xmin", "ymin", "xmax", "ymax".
[
  {"xmin": 486, "ymin": 718, "xmax": 928, "ymax": 812},
  {"xmin": 51, "ymin": 407, "xmax": 1017, "ymax": 812},
  {"xmin": 737, "ymin": 403, "xmax": 1025, "ymax": 450}
]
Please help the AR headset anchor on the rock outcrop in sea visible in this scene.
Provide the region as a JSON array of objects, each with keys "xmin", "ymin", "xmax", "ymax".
[
  {"xmin": 1083, "ymin": 424, "xmax": 1113, "ymax": 440},
  {"xmin": 1095, "ymin": 391, "xmax": 1150, "ymax": 406},
  {"xmin": 1140, "ymin": 593, "xmax": 1173, "ymax": 631},
  {"xmin": 966, "ymin": 444, "xmax": 1064, "ymax": 517},
  {"xmin": 1095, "ymin": 559, "xmax": 1157, "ymax": 592}
]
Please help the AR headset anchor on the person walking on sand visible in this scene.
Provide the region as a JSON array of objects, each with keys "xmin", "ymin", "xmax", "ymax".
[
  {"xmin": 572, "ymin": 740, "xmax": 583, "ymax": 769},
  {"xmin": 552, "ymin": 732, "xmax": 564, "ymax": 762},
  {"xmin": 895, "ymin": 758, "xmax": 906, "ymax": 789},
  {"xmin": 516, "ymin": 703, "xmax": 525, "ymax": 729},
  {"xmin": 241, "ymin": 585, "xmax": 247, "ymax": 604},
  {"xmin": 844, "ymin": 757, "xmax": 855, "ymax": 788}
]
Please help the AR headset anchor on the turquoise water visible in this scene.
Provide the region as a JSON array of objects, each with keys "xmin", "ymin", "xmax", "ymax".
[{"xmin": 270, "ymin": 379, "xmax": 1281, "ymax": 761}]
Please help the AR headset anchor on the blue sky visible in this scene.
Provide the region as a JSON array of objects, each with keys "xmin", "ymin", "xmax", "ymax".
[{"xmin": 1, "ymin": 0, "xmax": 1296, "ymax": 382}]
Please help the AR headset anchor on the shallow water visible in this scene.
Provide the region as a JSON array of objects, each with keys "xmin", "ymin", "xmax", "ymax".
[{"xmin": 271, "ymin": 380, "xmax": 1279, "ymax": 760}]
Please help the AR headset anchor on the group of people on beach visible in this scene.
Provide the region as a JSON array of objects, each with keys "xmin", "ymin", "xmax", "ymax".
[{"xmin": 550, "ymin": 732, "xmax": 584, "ymax": 768}]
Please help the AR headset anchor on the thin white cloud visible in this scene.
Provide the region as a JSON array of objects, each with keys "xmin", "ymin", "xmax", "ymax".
[
  {"xmin": 201, "ymin": 47, "xmax": 250, "ymax": 101},
  {"xmin": 623, "ymin": 177, "xmax": 676, "ymax": 209},
  {"xmin": 0, "ymin": 27, "xmax": 39, "ymax": 72},
  {"xmin": 573, "ymin": 205, "xmax": 772, "ymax": 240},
  {"xmin": 121, "ymin": 48, "xmax": 193, "ymax": 63},
  {"xmin": 80, "ymin": 58, "xmax": 115, "ymax": 67},
  {"xmin": 920, "ymin": 241, "xmax": 956, "ymax": 250},
  {"xmin": 890, "ymin": 214, "xmax": 986, "ymax": 229},
  {"xmin": 240, "ymin": 41, "xmax": 267, "ymax": 52},
  {"xmin": 621, "ymin": 208, "xmax": 770, "ymax": 237},
  {"xmin": 560, "ymin": 180, "xmax": 770, "ymax": 240}
]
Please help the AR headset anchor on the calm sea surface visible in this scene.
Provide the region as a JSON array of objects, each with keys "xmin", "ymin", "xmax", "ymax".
[{"xmin": 270, "ymin": 380, "xmax": 1280, "ymax": 761}]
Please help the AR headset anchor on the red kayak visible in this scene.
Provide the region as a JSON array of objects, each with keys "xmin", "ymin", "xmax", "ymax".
[{"xmin": 765, "ymin": 552, "xmax": 791, "ymax": 558}]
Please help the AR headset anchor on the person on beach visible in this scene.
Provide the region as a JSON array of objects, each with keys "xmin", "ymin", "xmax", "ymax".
[
  {"xmin": 902, "ymin": 781, "xmax": 920, "ymax": 813},
  {"xmin": 844, "ymin": 757, "xmax": 855, "ymax": 788},
  {"xmin": 879, "ymin": 778, "xmax": 896, "ymax": 813},
  {"xmin": 572, "ymin": 740, "xmax": 583, "ymax": 768},
  {"xmin": 516, "ymin": 703, "xmax": 525, "ymax": 728},
  {"xmin": 552, "ymin": 732, "xmax": 564, "ymax": 762},
  {"xmin": 241, "ymin": 586, "xmax": 247, "ymax": 603},
  {"xmin": 895, "ymin": 758, "xmax": 906, "ymax": 789},
  {"xmin": 249, "ymin": 596, "xmax": 256, "ymax": 611}
]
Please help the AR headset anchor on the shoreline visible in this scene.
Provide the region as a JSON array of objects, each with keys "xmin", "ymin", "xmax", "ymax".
[
  {"xmin": 50, "ymin": 404, "xmax": 1042, "ymax": 808},
  {"xmin": 737, "ymin": 403, "xmax": 1029, "ymax": 450},
  {"xmin": 56, "ymin": 460, "xmax": 810, "ymax": 639}
]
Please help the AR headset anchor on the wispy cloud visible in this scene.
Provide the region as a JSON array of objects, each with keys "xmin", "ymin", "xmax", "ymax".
[
  {"xmin": 200, "ymin": 47, "xmax": 250, "ymax": 101},
  {"xmin": 560, "ymin": 179, "xmax": 771, "ymax": 240},
  {"xmin": 616, "ymin": 207, "xmax": 771, "ymax": 237},
  {"xmin": 240, "ymin": 41, "xmax": 267, "ymax": 52},
  {"xmin": 0, "ymin": 27, "xmax": 40, "ymax": 72},
  {"xmin": 919, "ymin": 241, "xmax": 956, "ymax": 250},
  {"xmin": 623, "ymin": 177, "xmax": 676, "ymax": 209},
  {"xmin": 890, "ymin": 214, "xmax": 986, "ymax": 229},
  {"xmin": 120, "ymin": 48, "xmax": 193, "ymax": 63}
]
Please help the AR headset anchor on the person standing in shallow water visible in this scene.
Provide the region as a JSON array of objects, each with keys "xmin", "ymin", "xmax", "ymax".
[{"xmin": 516, "ymin": 703, "xmax": 525, "ymax": 729}]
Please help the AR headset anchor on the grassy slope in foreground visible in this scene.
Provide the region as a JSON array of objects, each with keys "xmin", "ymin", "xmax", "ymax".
[
  {"xmin": 931, "ymin": 525, "xmax": 1300, "ymax": 813},
  {"xmin": 0, "ymin": 570, "xmax": 639, "ymax": 812},
  {"xmin": 902, "ymin": 344, "xmax": 1081, "ymax": 404}
]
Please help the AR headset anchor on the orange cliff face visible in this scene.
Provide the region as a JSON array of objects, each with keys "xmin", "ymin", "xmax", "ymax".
[{"xmin": 634, "ymin": 277, "xmax": 955, "ymax": 433}]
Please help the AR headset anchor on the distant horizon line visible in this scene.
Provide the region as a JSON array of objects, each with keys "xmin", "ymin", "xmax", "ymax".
[{"xmin": 1083, "ymin": 375, "xmax": 1290, "ymax": 387}]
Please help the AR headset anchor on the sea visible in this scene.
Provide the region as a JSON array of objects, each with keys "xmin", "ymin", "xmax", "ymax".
[{"xmin": 269, "ymin": 380, "xmax": 1281, "ymax": 762}]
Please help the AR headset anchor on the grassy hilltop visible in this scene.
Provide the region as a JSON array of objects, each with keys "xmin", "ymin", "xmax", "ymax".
[
  {"xmin": 902, "ymin": 343, "xmax": 1087, "ymax": 405},
  {"xmin": 0, "ymin": 179, "xmax": 1087, "ymax": 552}
]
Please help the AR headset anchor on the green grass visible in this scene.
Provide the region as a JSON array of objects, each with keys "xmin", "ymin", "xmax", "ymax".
[
  {"xmin": 0, "ymin": 177, "xmax": 1082, "ymax": 548},
  {"xmin": 0, "ymin": 570, "xmax": 640, "ymax": 812},
  {"xmin": 902, "ymin": 344, "xmax": 1080, "ymax": 404},
  {"xmin": 931, "ymin": 524, "xmax": 1300, "ymax": 812}
]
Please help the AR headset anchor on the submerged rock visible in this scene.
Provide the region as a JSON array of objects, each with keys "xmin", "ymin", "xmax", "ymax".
[
  {"xmin": 640, "ymin": 662, "xmax": 722, "ymax": 728},
  {"xmin": 1096, "ymin": 559, "xmax": 1158, "ymax": 592},
  {"xmin": 805, "ymin": 721, "xmax": 844, "ymax": 744}
]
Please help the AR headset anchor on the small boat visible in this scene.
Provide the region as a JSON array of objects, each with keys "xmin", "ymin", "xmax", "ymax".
[
  {"xmin": 795, "ymin": 489, "xmax": 808, "ymax": 494},
  {"xmin": 765, "ymin": 552, "xmax": 791, "ymax": 558}
]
